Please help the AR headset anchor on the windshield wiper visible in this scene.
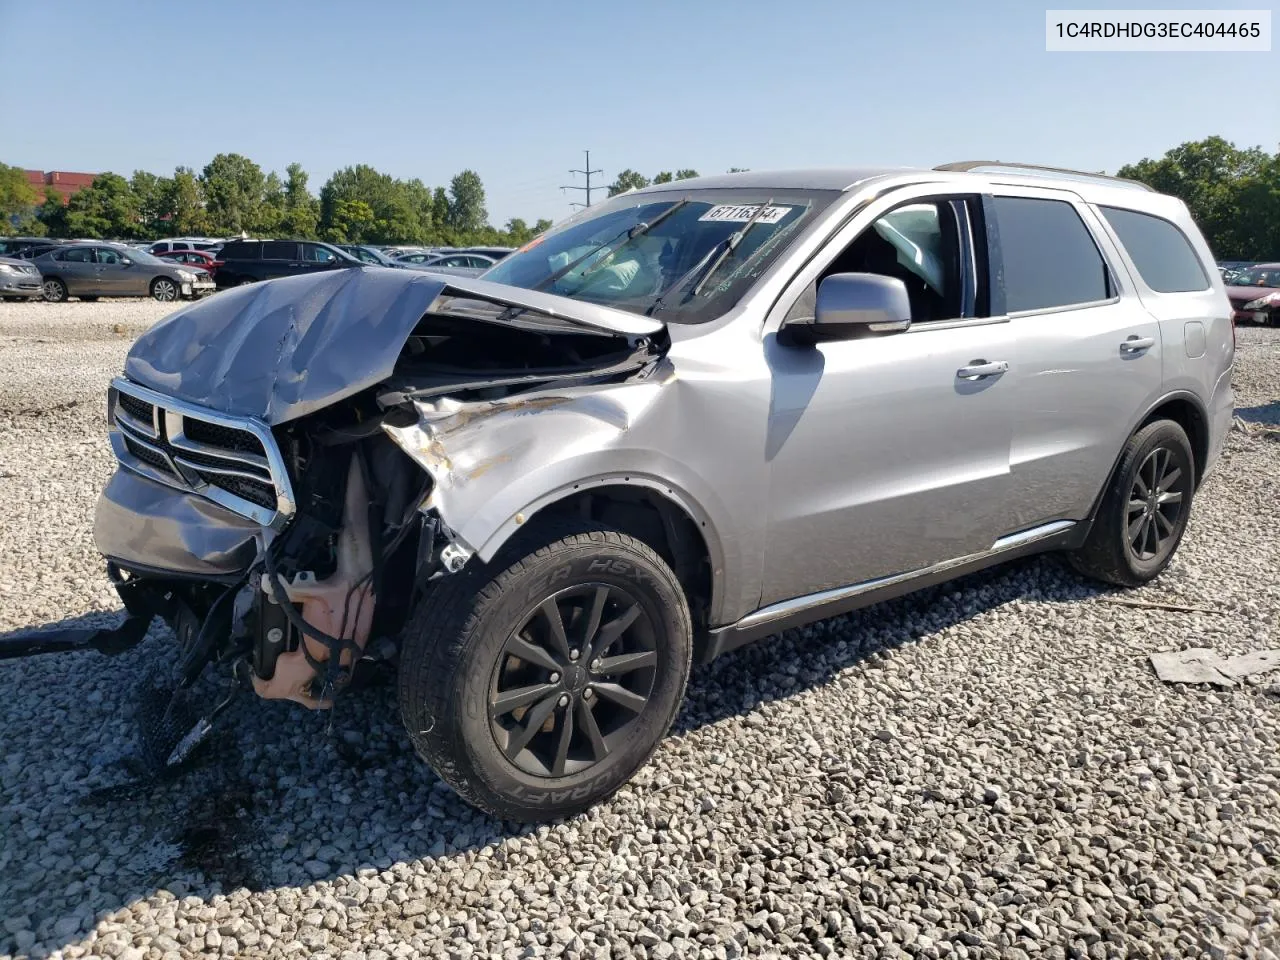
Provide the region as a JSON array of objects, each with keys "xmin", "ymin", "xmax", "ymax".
[
  {"xmin": 533, "ymin": 199, "xmax": 689, "ymax": 292},
  {"xmin": 646, "ymin": 198, "xmax": 775, "ymax": 316}
]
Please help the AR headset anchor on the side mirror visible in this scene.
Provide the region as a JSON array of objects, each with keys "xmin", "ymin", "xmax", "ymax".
[
  {"xmin": 780, "ymin": 272, "xmax": 911, "ymax": 346},
  {"xmin": 120, "ymin": 258, "xmax": 133, "ymax": 266}
]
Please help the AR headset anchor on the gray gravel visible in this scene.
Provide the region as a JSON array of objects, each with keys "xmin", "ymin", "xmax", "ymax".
[{"xmin": 2, "ymin": 299, "xmax": 1279, "ymax": 960}]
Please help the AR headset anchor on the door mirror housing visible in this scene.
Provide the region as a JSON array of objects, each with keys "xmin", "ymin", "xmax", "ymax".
[
  {"xmin": 780, "ymin": 272, "xmax": 912, "ymax": 346},
  {"xmin": 119, "ymin": 258, "xmax": 133, "ymax": 266}
]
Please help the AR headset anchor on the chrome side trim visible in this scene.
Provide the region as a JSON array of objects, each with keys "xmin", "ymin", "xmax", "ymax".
[
  {"xmin": 730, "ymin": 519, "xmax": 1078, "ymax": 636},
  {"xmin": 108, "ymin": 377, "xmax": 296, "ymax": 528}
]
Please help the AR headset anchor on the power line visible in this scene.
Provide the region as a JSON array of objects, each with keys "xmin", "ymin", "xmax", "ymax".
[{"xmin": 560, "ymin": 150, "xmax": 604, "ymax": 209}]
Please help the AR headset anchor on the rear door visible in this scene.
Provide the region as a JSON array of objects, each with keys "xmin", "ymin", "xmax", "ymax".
[
  {"xmin": 992, "ymin": 189, "xmax": 1165, "ymax": 529},
  {"xmin": 57, "ymin": 246, "xmax": 97, "ymax": 294},
  {"xmin": 260, "ymin": 241, "xmax": 300, "ymax": 279}
]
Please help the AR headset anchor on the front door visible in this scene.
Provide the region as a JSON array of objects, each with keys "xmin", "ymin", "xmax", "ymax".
[
  {"xmin": 92, "ymin": 245, "xmax": 132, "ymax": 295},
  {"xmin": 760, "ymin": 194, "xmax": 1015, "ymax": 606},
  {"xmin": 57, "ymin": 246, "xmax": 97, "ymax": 294}
]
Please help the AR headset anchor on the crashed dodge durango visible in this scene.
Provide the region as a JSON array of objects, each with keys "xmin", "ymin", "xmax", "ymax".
[{"xmin": 35, "ymin": 165, "xmax": 1235, "ymax": 821}]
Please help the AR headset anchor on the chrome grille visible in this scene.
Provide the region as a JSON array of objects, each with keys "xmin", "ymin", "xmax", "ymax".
[{"xmin": 107, "ymin": 378, "xmax": 295, "ymax": 528}]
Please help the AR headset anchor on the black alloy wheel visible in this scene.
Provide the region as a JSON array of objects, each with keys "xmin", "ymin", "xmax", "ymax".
[
  {"xmin": 489, "ymin": 583, "xmax": 658, "ymax": 778},
  {"xmin": 1126, "ymin": 446, "xmax": 1187, "ymax": 561}
]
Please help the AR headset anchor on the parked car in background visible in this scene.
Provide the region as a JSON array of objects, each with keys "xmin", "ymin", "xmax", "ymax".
[
  {"xmin": 156, "ymin": 248, "xmax": 220, "ymax": 278},
  {"xmin": 149, "ymin": 237, "xmax": 225, "ymax": 255},
  {"xmin": 458, "ymin": 246, "xmax": 515, "ymax": 260},
  {"xmin": 34, "ymin": 243, "xmax": 214, "ymax": 302},
  {"xmin": 409, "ymin": 252, "xmax": 496, "ymax": 276},
  {"xmin": 5, "ymin": 242, "xmax": 64, "ymax": 261},
  {"xmin": 336, "ymin": 244, "xmax": 407, "ymax": 268},
  {"xmin": 0, "ymin": 237, "xmax": 66, "ymax": 257},
  {"xmin": 1225, "ymin": 263, "xmax": 1280, "ymax": 324},
  {"xmin": 0, "ymin": 255, "xmax": 43, "ymax": 300},
  {"xmin": 1218, "ymin": 261, "xmax": 1257, "ymax": 284},
  {"xmin": 212, "ymin": 239, "xmax": 362, "ymax": 289}
]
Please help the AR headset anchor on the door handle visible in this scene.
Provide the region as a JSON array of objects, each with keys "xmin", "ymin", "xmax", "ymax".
[
  {"xmin": 1120, "ymin": 335, "xmax": 1156, "ymax": 353},
  {"xmin": 956, "ymin": 360, "xmax": 1009, "ymax": 380}
]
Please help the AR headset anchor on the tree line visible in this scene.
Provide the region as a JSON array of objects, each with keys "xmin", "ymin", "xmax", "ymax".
[
  {"xmin": 3, "ymin": 139, "xmax": 1275, "ymax": 257},
  {"xmin": 1117, "ymin": 136, "xmax": 1279, "ymax": 261},
  {"xmin": 0, "ymin": 156, "xmax": 555, "ymax": 248}
]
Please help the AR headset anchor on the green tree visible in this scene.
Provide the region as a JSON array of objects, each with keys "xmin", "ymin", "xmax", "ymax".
[
  {"xmin": 324, "ymin": 198, "xmax": 378, "ymax": 243},
  {"xmin": 280, "ymin": 162, "xmax": 319, "ymax": 238},
  {"xmin": 504, "ymin": 217, "xmax": 532, "ymax": 245},
  {"xmin": 533, "ymin": 218, "xmax": 553, "ymax": 234},
  {"xmin": 607, "ymin": 169, "xmax": 650, "ymax": 196},
  {"xmin": 1117, "ymin": 137, "xmax": 1280, "ymax": 260},
  {"xmin": 674, "ymin": 168, "xmax": 699, "ymax": 180},
  {"xmin": 130, "ymin": 170, "xmax": 165, "ymax": 234},
  {"xmin": 653, "ymin": 171, "xmax": 674, "ymax": 185},
  {"xmin": 0, "ymin": 163, "xmax": 42, "ymax": 236},
  {"xmin": 60, "ymin": 173, "xmax": 139, "ymax": 238},
  {"xmin": 201, "ymin": 153, "xmax": 266, "ymax": 234},
  {"xmin": 447, "ymin": 169, "xmax": 487, "ymax": 233},
  {"xmin": 38, "ymin": 194, "xmax": 67, "ymax": 236},
  {"xmin": 319, "ymin": 164, "xmax": 432, "ymax": 244},
  {"xmin": 161, "ymin": 167, "xmax": 209, "ymax": 236},
  {"xmin": 254, "ymin": 171, "xmax": 286, "ymax": 235}
]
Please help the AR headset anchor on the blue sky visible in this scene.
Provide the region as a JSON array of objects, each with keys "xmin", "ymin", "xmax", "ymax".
[{"xmin": 2, "ymin": 0, "xmax": 1276, "ymax": 226}]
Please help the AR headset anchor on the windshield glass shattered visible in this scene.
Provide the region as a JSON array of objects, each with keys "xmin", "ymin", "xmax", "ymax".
[{"xmin": 482, "ymin": 188, "xmax": 839, "ymax": 323}]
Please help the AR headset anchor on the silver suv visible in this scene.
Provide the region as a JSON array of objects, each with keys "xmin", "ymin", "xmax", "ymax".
[{"xmin": 68, "ymin": 164, "xmax": 1234, "ymax": 820}]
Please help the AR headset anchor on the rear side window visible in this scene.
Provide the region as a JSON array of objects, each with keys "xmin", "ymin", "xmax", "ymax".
[
  {"xmin": 59, "ymin": 248, "xmax": 93, "ymax": 263},
  {"xmin": 263, "ymin": 241, "xmax": 298, "ymax": 261},
  {"xmin": 1099, "ymin": 206, "xmax": 1209, "ymax": 293},
  {"xmin": 221, "ymin": 242, "xmax": 259, "ymax": 260},
  {"xmin": 990, "ymin": 196, "xmax": 1110, "ymax": 313}
]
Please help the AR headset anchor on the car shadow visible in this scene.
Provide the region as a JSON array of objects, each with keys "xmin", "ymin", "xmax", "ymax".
[{"xmin": 0, "ymin": 552, "xmax": 1107, "ymax": 956}]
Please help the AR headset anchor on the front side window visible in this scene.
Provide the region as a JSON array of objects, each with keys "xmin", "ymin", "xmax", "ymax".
[
  {"xmin": 483, "ymin": 188, "xmax": 839, "ymax": 323},
  {"xmin": 303, "ymin": 244, "xmax": 337, "ymax": 263},
  {"xmin": 1100, "ymin": 206, "xmax": 1208, "ymax": 293},
  {"xmin": 95, "ymin": 247, "xmax": 124, "ymax": 264},
  {"xmin": 991, "ymin": 196, "xmax": 1110, "ymax": 313}
]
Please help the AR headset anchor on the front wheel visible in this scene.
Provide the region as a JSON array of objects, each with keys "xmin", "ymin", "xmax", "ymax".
[
  {"xmin": 42, "ymin": 278, "xmax": 67, "ymax": 302},
  {"xmin": 1070, "ymin": 419, "xmax": 1194, "ymax": 587},
  {"xmin": 151, "ymin": 277, "xmax": 179, "ymax": 302},
  {"xmin": 398, "ymin": 520, "xmax": 692, "ymax": 822}
]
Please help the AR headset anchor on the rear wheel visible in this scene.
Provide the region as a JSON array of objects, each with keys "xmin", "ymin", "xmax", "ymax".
[
  {"xmin": 398, "ymin": 520, "xmax": 692, "ymax": 822},
  {"xmin": 1070, "ymin": 419, "xmax": 1194, "ymax": 587},
  {"xmin": 42, "ymin": 278, "xmax": 67, "ymax": 303},
  {"xmin": 151, "ymin": 277, "xmax": 179, "ymax": 302}
]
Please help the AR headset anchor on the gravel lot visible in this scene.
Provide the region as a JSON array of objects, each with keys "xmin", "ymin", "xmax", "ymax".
[{"xmin": 1, "ymin": 298, "xmax": 1278, "ymax": 960}]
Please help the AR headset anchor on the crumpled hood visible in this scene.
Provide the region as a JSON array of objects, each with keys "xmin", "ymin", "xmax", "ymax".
[{"xmin": 123, "ymin": 267, "xmax": 663, "ymax": 425}]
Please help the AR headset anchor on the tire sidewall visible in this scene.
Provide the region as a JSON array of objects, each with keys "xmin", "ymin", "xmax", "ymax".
[
  {"xmin": 440, "ymin": 541, "xmax": 690, "ymax": 817},
  {"xmin": 43, "ymin": 279, "xmax": 66, "ymax": 302},
  {"xmin": 1115, "ymin": 421, "xmax": 1194, "ymax": 578}
]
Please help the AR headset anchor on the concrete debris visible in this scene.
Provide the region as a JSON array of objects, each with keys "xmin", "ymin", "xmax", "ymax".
[{"xmin": 1150, "ymin": 647, "xmax": 1280, "ymax": 686}]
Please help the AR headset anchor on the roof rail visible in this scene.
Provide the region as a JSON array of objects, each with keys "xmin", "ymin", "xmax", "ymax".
[{"xmin": 933, "ymin": 160, "xmax": 1155, "ymax": 192}]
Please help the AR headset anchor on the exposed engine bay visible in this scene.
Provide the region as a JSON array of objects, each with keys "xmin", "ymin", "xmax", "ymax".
[{"xmin": 4, "ymin": 270, "xmax": 668, "ymax": 766}]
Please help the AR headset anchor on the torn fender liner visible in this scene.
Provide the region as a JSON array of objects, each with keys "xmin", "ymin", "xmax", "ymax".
[
  {"xmin": 124, "ymin": 267, "xmax": 664, "ymax": 425},
  {"xmin": 95, "ymin": 469, "xmax": 261, "ymax": 578}
]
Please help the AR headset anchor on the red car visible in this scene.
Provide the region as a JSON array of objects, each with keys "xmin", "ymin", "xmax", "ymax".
[
  {"xmin": 1225, "ymin": 263, "xmax": 1280, "ymax": 325},
  {"xmin": 155, "ymin": 248, "xmax": 218, "ymax": 278}
]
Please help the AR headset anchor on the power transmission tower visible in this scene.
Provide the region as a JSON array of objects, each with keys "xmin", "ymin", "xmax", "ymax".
[{"xmin": 561, "ymin": 150, "xmax": 604, "ymax": 209}]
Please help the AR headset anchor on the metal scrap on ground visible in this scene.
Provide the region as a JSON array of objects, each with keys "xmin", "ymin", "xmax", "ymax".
[{"xmin": 1150, "ymin": 648, "xmax": 1280, "ymax": 687}]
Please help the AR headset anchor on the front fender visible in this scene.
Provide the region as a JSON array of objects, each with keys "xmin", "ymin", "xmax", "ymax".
[{"xmin": 383, "ymin": 377, "xmax": 745, "ymax": 625}]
